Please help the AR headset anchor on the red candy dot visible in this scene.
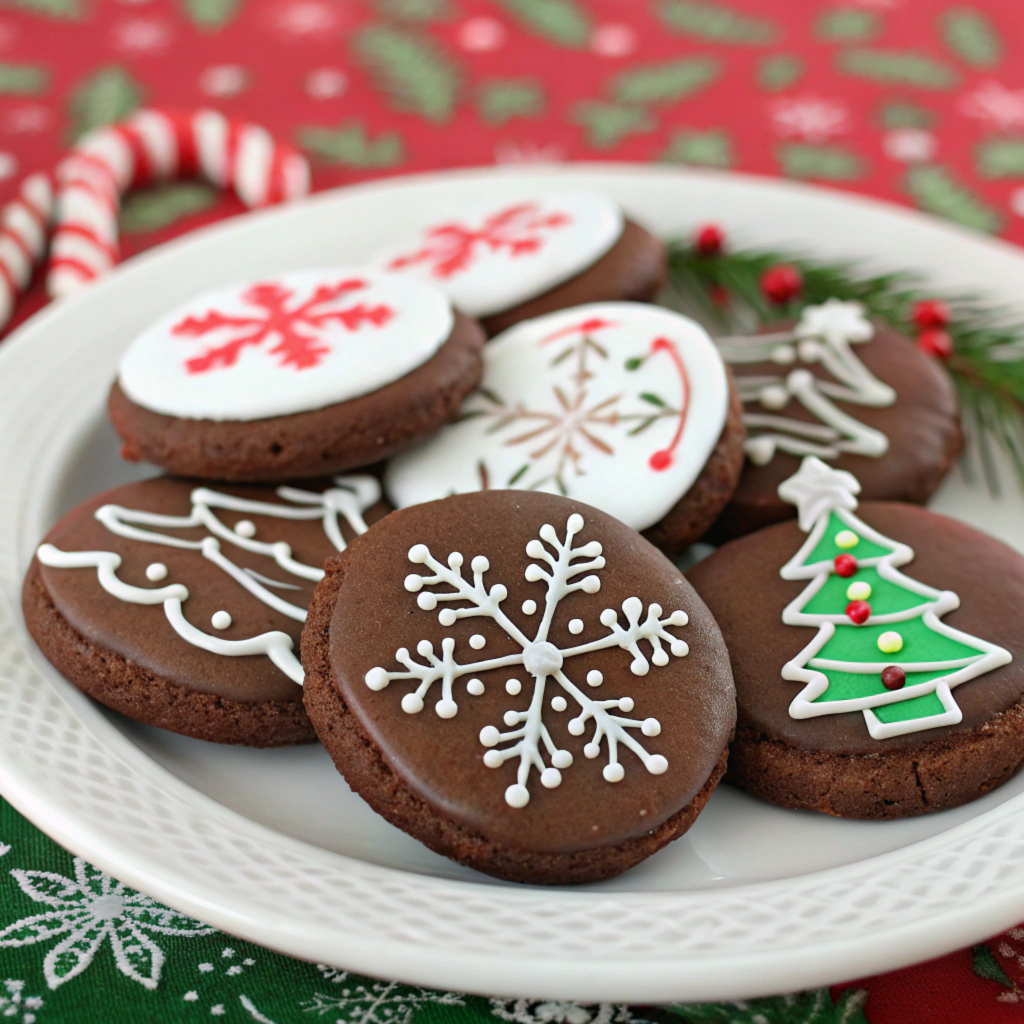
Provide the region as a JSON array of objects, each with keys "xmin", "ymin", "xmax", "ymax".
[
  {"xmin": 834, "ymin": 554, "xmax": 858, "ymax": 577},
  {"xmin": 695, "ymin": 223, "xmax": 725, "ymax": 256},
  {"xmin": 917, "ymin": 328, "xmax": 953, "ymax": 361},
  {"xmin": 761, "ymin": 264, "xmax": 803, "ymax": 305},
  {"xmin": 881, "ymin": 665, "xmax": 906, "ymax": 690},
  {"xmin": 846, "ymin": 600, "xmax": 871, "ymax": 625},
  {"xmin": 912, "ymin": 299, "xmax": 951, "ymax": 329},
  {"xmin": 648, "ymin": 450, "xmax": 672, "ymax": 471}
]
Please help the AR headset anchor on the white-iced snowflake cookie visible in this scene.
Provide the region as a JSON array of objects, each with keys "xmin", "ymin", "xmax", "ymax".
[
  {"xmin": 385, "ymin": 302, "xmax": 744, "ymax": 553},
  {"xmin": 372, "ymin": 193, "xmax": 667, "ymax": 335},
  {"xmin": 109, "ymin": 267, "xmax": 486, "ymax": 482},
  {"xmin": 302, "ymin": 489, "xmax": 736, "ymax": 884}
]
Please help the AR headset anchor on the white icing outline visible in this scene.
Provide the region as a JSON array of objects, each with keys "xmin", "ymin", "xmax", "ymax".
[
  {"xmin": 778, "ymin": 457, "xmax": 1012, "ymax": 739},
  {"xmin": 36, "ymin": 475, "xmax": 381, "ymax": 685},
  {"xmin": 719, "ymin": 299, "xmax": 896, "ymax": 466},
  {"xmin": 365, "ymin": 513, "xmax": 687, "ymax": 807}
]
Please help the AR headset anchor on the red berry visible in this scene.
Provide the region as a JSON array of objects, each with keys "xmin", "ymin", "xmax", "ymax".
[
  {"xmin": 881, "ymin": 665, "xmax": 906, "ymax": 690},
  {"xmin": 912, "ymin": 299, "xmax": 951, "ymax": 329},
  {"xmin": 709, "ymin": 283, "xmax": 730, "ymax": 306},
  {"xmin": 648, "ymin": 449, "xmax": 672, "ymax": 471},
  {"xmin": 846, "ymin": 600, "xmax": 871, "ymax": 625},
  {"xmin": 834, "ymin": 554, "xmax": 858, "ymax": 577},
  {"xmin": 761, "ymin": 264, "xmax": 803, "ymax": 305},
  {"xmin": 917, "ymin": 328, "xmax": 953, "ymax": 361},
  {"xmin": 695, "ymin": 223, "xmax": 725, "ymax": 255}
]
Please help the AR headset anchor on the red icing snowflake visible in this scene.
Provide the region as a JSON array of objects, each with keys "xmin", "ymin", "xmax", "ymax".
[
  {"xmin": 387, "ymin": 202, "xmax": 572, "ymax": 279},
  {"xmin": 173, "ymin": 278, "xmax": 394, "ymax": 374}
]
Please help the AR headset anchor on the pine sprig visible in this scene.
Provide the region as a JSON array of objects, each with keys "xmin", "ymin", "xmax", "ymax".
[{"xmin": 665, "ymin": 240, "xmax": 1024, "ymax": 492}]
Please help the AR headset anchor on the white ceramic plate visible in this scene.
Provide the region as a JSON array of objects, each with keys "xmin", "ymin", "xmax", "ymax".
[{"xmin": 3, "ymin": 165, "xmax": 1024, "ymax": 1005}]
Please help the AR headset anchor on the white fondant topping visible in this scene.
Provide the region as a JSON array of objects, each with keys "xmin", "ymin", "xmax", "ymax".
[
  {"xmin": 778, "ymin": 457, "xmax": 1012, "ymax": 739},
  {"xmin": 386, "ymin": 303, "xmax": 729, "ymax": 532},
  {"xmin": 36, "ymin": 475, "xmax": 380, "ymax": 685},
  {"xmin": 719, "ymin": 300, "xmax": 896, "ymax": 466},
  {"xmin": 373, "ymin": 192, "xmax": 624, "ymax": 317},
  {"xmin": 364, "ymin": 512, "xmax": 687, "ymax": 807},
  {"xmin": 234, "ymin": 520, "xmax": 256, "ymax": 538},
  {"xmin": 522, "ymin": 599, "xmax": 537, "ymax": 615},
  {"xmin": 118, "ymin": 268, "xmax": 454, "ymax": 421}
]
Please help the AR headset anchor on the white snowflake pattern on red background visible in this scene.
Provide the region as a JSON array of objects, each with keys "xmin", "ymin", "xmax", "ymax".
[
  {"xmin": 172, "ymin": 278, "xmax": 394, "ymax": 373},
  {"xmin": 386, "ymin": 203, "xmax": 573, "ymax": 280}
]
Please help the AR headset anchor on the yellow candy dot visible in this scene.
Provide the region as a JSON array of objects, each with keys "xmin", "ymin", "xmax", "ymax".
[
  {"xmin": 877, "ymin": 631, "xmax": 903, "ymax": 654},
  {"xmin": 835, "ymin": 530, "xmax": 859, "ymax": 549},
  {"xmin": 846, "ymin": 581, "xmax": 872, "ymax": 601}
]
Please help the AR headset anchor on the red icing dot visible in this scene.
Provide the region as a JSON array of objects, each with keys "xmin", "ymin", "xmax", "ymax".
[
  {"xmin": 917, "ymin": 328, "xmax": 953, "ymax": 361},
  {"xmin": 912, "ymin": 299, "xmax": 951, "ymax": 329},
  {"xmin": 695, "ymin": 224, "xmax": 724, "ymax": 256},
  {"xmin": 649, "ymin": 450, "xmax": 672, "ymax": 471},
  {"xmin": 846, "ymin": 600, "xmax": 871, "ymax": 625},
  {"xmin": 834, "ymin": 554, "xmax": 858, "ymax": 577},
  {"xmin": 761, "ymin": 264, "xmax": 803, "ymax": 305}
]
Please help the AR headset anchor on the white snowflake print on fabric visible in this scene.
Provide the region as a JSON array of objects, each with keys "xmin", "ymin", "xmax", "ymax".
[
  {"xmin": 0, "ymin": 979, "xmax": 44, "ymax": 1024},
  {"xmin": 770, "ymin": 95, "xmax": 850, "ymax": 142},
  {"xmin": 181, "ymin": 947, "xmax": 270, "ymax": 1021},
  {"xmin": 490, "ymin": 1000, "xmax": 647, "ymax": 1024},
  {"xmin": 0, "ymin": 858, "xmax": 215, "ymax": 990},
  {"xmin": 366, "ymin": 513, "xmax": 687, "ymax": 807},
  {"xmin": 0, "ymin": 842, "xmax": 10, "ymax": 858},
  {"xmin": 959, "ymin": 81, "xmax": 1024, "ymax": 134},
  {"xmin": 304, "ymin": 971, "xmax": 464, "ymax": 1024}
]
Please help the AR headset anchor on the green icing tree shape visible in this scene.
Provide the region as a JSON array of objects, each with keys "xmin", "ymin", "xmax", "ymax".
[{"xmin": 778, "ymin": 457, "xmax": 1011, "ymax": 739}]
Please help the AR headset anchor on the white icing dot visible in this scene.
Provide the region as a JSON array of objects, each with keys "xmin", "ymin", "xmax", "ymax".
[
  {"xmin": 145, "ymin": 562, "xmax": 167, "ymax": 581},
  {"xmin": 603, "ymin": 763, "xmax": 625, "ymax": 783},
  {"xmin": 401, "ymin": 693, "xmax": 424, "ymax": 714},
  {"xmin": 758, "ymin": 384, "xmax": 789, "ymax": 410},
  {"xmin": 438, "ymin": 609, "xmax": 457, "ymax": 626},
  {"xmin": 504, "ymin": 709, "xmax": 519, "ymax": 726},
  {"xmin": 467, "ymin": 678, "xmax": 485, "ymax": 696},
  {"xmin": 483, "ymin": 750, "xmax": 503, "ymax": 768},
  {"xmin": 771, "ymin": 343, "xmax": 796, "ymax": 365},
  {"xmin": 505, "ymin": 783, "xmax": 530, "ymax": 808},
  {"xmin": 506, "ymin": 678, "xmax": 522, "ymax": 695},
  {"xmin": 568, "ymin": 618, "xmax": 584, "ymax": 635},
  {"xmin": 469, "ymin": 633, "xmax": 486, "ymax": 650},
  {"xmin": 233, "ymin": 519, "xmax": 256, "ymax": 538},
  {"xmin": 551, "ymin": 749, "xmax": 573, "ymax": 769},
  {"xmin": 584, "ymin": 742, "xmax": 600, "ymax": 759},
  {"xmin": 540, "ymin": 767, "xmax": 562, "ymax": 789},
  {"xmin": 587, "ymin": 670, "xmax": 603, "ymax": 687},
  {"xmin": 647, "ymin": 754, "xmax": 669, "ymax": 775},
  {"xmin": 521, "ymin": 599, "xmax": 537, "ymax": 615},
  {"xmin": 471, "ymin": 555, "xmax": 489, "ymax": 573},
  {"xmin": 417, "ymin": 592, "xmax": 437, "ymax": 610},
  {"xmin": 798, "ymin": 338, "xmax": 823, "ymax": 362},
  {"xmin": 551, "ymin": 695, "xmax": 567, "ymax": 711},
  {"xmin": 618, "ymin": 696, "xmax": 634, "ymax": 712},
  {"xmin": 435, "ymin": 698, "xmax": 458, "ymax": 719},
  {"xmin": 404, "ymin": 573, "xmax": 424, "ymax": 593},
  {"xmin": 408, "ymin": 544, "xmax": 429, "ymax": 563},
  {"xmin": 567, "ymin": 513, "xmax": 584, "ymax": 533},
  {"xmin": 365, "ymin": 668, "xmax": 389, "ymax": 691},
  {"xmin": 211, "ymin": 610, "xmax": 231, "ymax": 630},
  {"xmin": 480, "ymin": 725, "xmax": 500, "ymax": 747},
  {"xmin": 568, "ymin": 718, "xmax": 585, "ymax": 736},
  {"xmin": 642, "ymin": 718, "xmax": 661, "ymax": 737}
]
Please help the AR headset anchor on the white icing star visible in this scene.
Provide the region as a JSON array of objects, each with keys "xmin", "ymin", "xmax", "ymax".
[
  {"xmin": 778, "ymin": 456, "xmax": 861, "ymax": 531},
  {"xmin": 794, "ymin": 299, "xmax": 874, "ymax": 349}
]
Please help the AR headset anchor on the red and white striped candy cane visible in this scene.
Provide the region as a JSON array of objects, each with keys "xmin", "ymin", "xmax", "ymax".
[
  {"xmin": 48, "ymin": 108, "xmax": 310, "ymax": 298},
  {"xmin": 0, "ymin": 172, "xmax": 53, "ymax": 326}
]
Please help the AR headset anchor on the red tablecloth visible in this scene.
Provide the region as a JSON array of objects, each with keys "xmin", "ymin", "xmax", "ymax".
[{"xmin": 3, "ymin": 1, "xmax": 1024, "ymax": 1019}]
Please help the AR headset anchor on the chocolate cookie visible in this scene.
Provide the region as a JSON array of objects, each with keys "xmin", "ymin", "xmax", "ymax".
[
  {"xmin": 711, "ymin": 300, "xmax": 962, "ymax": 539},
  {"xmin": 24, "ymin": 475, "xmax": 389, "ymax": 746},
  {"xmin": 110, "ymin": 268, "xmax": 485, "ymax": 482},
  {"xmin": 385, "ymin": 303, "xmax": 745, "ymax": 556},
  {"xmin": 687, "ymin": 457, "xmax": 1024, "ymax": 819},
  {"xmin": 373, "ymin": 192, "xmax": 666, "ymax": 336},
  {"xmin": 302, "ymin": 490, "xmax": 736, "ymax": 884}
]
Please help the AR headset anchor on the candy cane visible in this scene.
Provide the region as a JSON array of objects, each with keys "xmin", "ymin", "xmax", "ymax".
[
  {"xmin": 0, "ymin": 172, "xmax": 53, "ymax": 326},
  {"xmin": 48, "ymin": 109, "xmax": 310, "ymax": 298}
]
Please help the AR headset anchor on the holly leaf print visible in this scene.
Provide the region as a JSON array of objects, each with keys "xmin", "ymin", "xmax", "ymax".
[
  {"xmin": 181, "ymin": 0, "xmax": 243, "ymax": 30},
  {"xmin": 0, "ymin": 62, "xmax": 47, "ymax": 95},
  {"xmin": 975, "ymin": 139, "xmax": 1024, "ymax": 179},
  {"xmin": 573, "ymin": 102, "xmax": 655, "ymax": 148},
  {"xmin": 655, "ymin": 0, "xmax": 778, "ymax": 45},
  {"xmin": 353, "ymin": 25, "xmax": 460, "ymax": 123},
  {"xmin": 3, "ymin": 0, "xmax": 81, "ymax": 17},
  {"xmin": 374, "ymin": 0, "xmax": 451, "ymax": 20},
  {"xmin": 778, "ymin": 143, "xmax": 865, "ymax": 181},
  {"xmin": 67, "ymin": 66, "xmax": 144, "ymax": 141},
  {"xmin": 120, "ymin": 183, "xmax": 219, "ymax": 233},
  {"xmin": 815, "ymin": 8, "xmax": 879, "ymax": 42},
  {"xmin": 837, "ymin": 48, "xmax": 958, "ymax": 89},
  {"xmin": 904, "ymin": 164, "xmax": 1002, "ymax": 233},
  {"xmin": 298, "ymin": 122, "xmax": 405, "ymax": 167},
  {"xmin": 972, "ymin": 943, "xmax": 1015, "ymax": 988},
  {"xmin": 877, "ymin": 100, "xmax": 935, "ymax": 128},
  {"xmin": 493, "ymin": 0, "xmax": 591, "ymax": 48},
  {"xmin": 476, "ymin": 79, "xmax": 545, "ymax": 125},
  {"xmin": 759, "ymin": 54, "xmax": 804, "ymax": 92},
  {"xmin": 660, "ymin": 129, "xmax": 732, "ymax": 167},
  {"xmin": 611, "ymin": 57, "xmax": 720, "ymax": 107},
  {"xmin": 940, "ymin": 7, "xmax": 1002, "ymax": 69}
]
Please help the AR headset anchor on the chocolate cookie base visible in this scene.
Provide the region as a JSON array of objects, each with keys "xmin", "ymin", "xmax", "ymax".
[
  {"xmin": 110, "ymin": 311, "xmax": 486, "ymax": 482},
  {"xmin": 642, "ymin": 369, "xmax": 746, "ymax": 556},
  {"xmin": 23, "ymin": 563, "xmax": 315, "ymax": 747},
  {"xmin": 728, "ymin": 698, "xmax": 1024, "ymax": 819},
  {"xmin": 302, "ymin": 544, "xmax": 729, "ymax": 885},
  {"xmin": 480, "ymin": 219, "xmax": 667, "ymax": 338}
]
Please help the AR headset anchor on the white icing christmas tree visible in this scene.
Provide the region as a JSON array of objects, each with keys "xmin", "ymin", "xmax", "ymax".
[
  {"xmin": 779, "ymin": 457, "xmax": 1011, "ymax": 739},
  {"xmin": 365, "ymin": 513, "xmax": 688, "ymax": 807},
  {"xmin": 718, "ymin": 299, "xmax": 896, "ymax": 466}
]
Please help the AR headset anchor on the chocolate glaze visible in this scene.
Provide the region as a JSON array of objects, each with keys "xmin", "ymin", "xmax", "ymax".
[{"xmin": 323, "ymin": 490, "xmax": 735, "ymax": 855}]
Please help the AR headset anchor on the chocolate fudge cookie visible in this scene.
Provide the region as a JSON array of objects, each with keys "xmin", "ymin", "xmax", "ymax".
[
  {"xmin": 302, "ymin": 489, "xmax": 736, "ymax": 884},
  {"xmin": 688, "ymin": 457, "xmax": 1024, "ymax": 819},
  {"xmin": 712, "ymin": 300, "xmax": 962, "ymax": 539},
  {"xmin": 24, "ymin": 475, "xmax": 388, "ymax": 746},
  {"xmin": 373, "ymin": 192, "xmax": 666, "ymax": 336},
  {"xmin": 385, "ymin": 303, "xmax": 745, "ymax": 556},
  {"xmin": 110, "ymin": 268, "xmax": 485, "ymax": 481}
]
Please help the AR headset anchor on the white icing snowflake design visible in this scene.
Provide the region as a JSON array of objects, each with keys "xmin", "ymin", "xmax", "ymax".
[
  {"xmin": 0, "ymin": 858, "xmax": 214, "ymax": 990},
  {"xmin": 365, "ymin": 513, "xmax": 688, "ymax": 807}
]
